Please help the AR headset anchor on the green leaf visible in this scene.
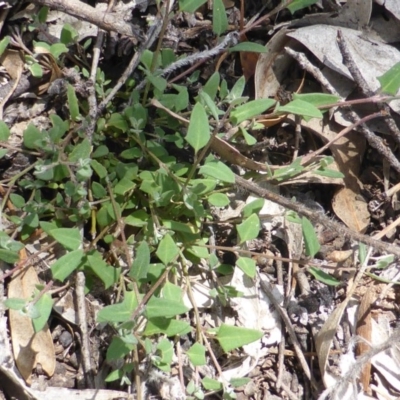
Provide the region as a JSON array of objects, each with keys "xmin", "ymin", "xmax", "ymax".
[
  {"xmin": 216, "ymin": 324, "xmax": 263, "ymax": 352},
  {"xmin": 236, "ymin": 257, "xmax": 256, "ymax": 278},
  {"xmin": 187, "ymin": 343, "xmax": 206, "ymax": 366},
  {"xmin": 97, "ymin": 291, "xmax": 138, "ymax": 323},
  {"xmin": 23, "ymin": 123, "xmax": 42, "ymax": 149},
  {"xmin": 277, "ymin": 99, "xmax": 322, "ymax": 119},
  {"xmin": 114, "ymin": 177, "xmax": 135, "ymax": 196},
  {"xmin": 146, "ymin": 297, "xmax": 189, "ymax": 319},
  {"xmin": 106, "ymin": 336, "xmax": 135, "ymax": 361},
  {"xmin": 358, "ymin": 242, "xmax": 367, "ymax": 265},
  {"xmin": 32, "ymin": 293, "xmax": 53, "ymax": 332},
  {"xmin": 38, "ymin": 6, "xmax": 49, "ymax": 23},
  {"xmin": 10, "ymin": 194, "xmax": 25, "ymax": 209},
  {"xmin": 129, "ymin": 241, "xmax": 150, "ymax": 281},
  {"xmin": 203, "ymin": 71, "xmax": 220, "ymax": 101},
  {"xmin": 228, "ymin": 75, "xmax": 246, "ymax": 100},
  {"xmin": 60, "ymin": 23, "xmax": 78, "ymax": 45},
  {"xmin": 377, "ymin": 62, "xmax": 400, "ymax": 95},
  {"xmin": 0, "ymin": 121, "xmax": 10, "ymax": 141},
  {"xmin": 212, "ymin": 0, "xmax": 228, "ymax": 35},
  {"xmin": 29, "ymin": 63, "xmax": 43, "ymax": 78},
  {"xmin": 230, "ymin": 99, "xmax": 276, "ymax": 124},
  {"xmin": 69, "ymin": 138, "xmax": 91, "ymax": 161},
  {"xmin": 155, "ymin": 338, "xmax": 173, "ymax": 371},
  {"xmin": 202, "ymin": 377, "xmax": 223, "ymax": 391},
  {"xmin": 51, "ymin": 249, "xmax": 85, "ymax": 281},
  {"xmin": 67, "ymin": 83, "xmax": 80, "ymax": 121},
  {"xmin": 287, "ymin": 0, "xmax": 319, "ymax": 14},
  {"xmin": 185, "ymin": 103, "xmax": 210, "ymax": 154},
  {"xmin": 198, "ymin": 90, "xmax": 221, "ymax": 121},
  {"xmin": 124, "ymin": 210, "xmax": 149, "ymax": 227},
  {"xmin": 237, "ymin": 214, "xmax": 260, "ymax": 244},
  {"xmin": 0, "ymin": 36, "xmax": 10, "ymax": 57},
  {"xmin": 179, "ymin": 0, "xmax": 207, "ymax": 13},
  {"xmin": 86, "ymin": 255, "xmax": 120, "ymax": 289},
  {"xmin": 108, "ymin": 113, "xmax": 128, "ymax": 132},
  {"xmin": 49, "ymin": 228, "xmax": 82, "ymax": 250},
  {"xmin": 91, "ymin": 181, "xmax": 107, "ymax": 199},
  {"xmin": 156, "ymin": 234, "xmax": 179, "ymax": 265},
  {"xmin": 229, "ymin": 42, "xmax": 267, "ymax": 53},
  {"xmin": 199, "ymin": 160, "xmax": 235, "ymax": 183},
  {"xmin": 90, "ymin": 159, "xmax": 108, "ymax": 179},
  {"xmin": 313, "ymin": 168, "xmax": 344, "ymax": 179},
  {"xmin": 230, "ymin": 377, "xmax": 251, "ymax": 388},
  {"xmin": 242, "ymin": 198, "xmax": 265, "ymax": 218},
  {"xmin": 301, "ymin": 216, "xmax": 320, "ymax": 257},
  {"xmin": 293, "ymin": 93, "xmax": 340, "ymax": 108},
  {"xmin": 308, "ymin": 267, "xmax": 340, "ymax": 286},
  {"xmin": 0, "ymin": 149, "xmax": 8, "ymax": 159},
  {"xmin": 144, "ymin": 317, "xmax": 191, "ymax": 336},
  {"xmin": 50, "ymin": 43, "xmax": 68, "ymax": 58},
  {"xmin": 4, "ymin": 298, "xmax": 26, "ymax": 310},
  {"xmin": 208, "ymin": 193, "xmax": 230, "ymax": 207}
]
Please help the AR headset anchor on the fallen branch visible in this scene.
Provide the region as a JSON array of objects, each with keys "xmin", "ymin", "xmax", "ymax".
[{"xmin": 29, "ymin": 0, "xmax": 144, "ymax": 40}]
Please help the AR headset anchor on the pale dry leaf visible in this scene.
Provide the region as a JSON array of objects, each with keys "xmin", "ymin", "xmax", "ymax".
[
  {"xmin": 384, "ymin": 0, "xmax": 400, "ymax": 21},
  {"xmin": 286, "ymin": 25, "xmax": 400, "ymax": 113},
  {"xmin": 332, "ymin": 188, "xmax": 370, "ymax": 233},
  {"xmin": 9, "ymin": 265, "xmax": 55, "ymax": 384},
  {"xmin": 301, "ymin": 118, "xmax": 369, "ymax": 230},
  {"xmin": 255, "ymin": 27, "xmax": 291, "ymax": 100},
  {"xmin": 356, "ymin": 289, "xmax": 375, "ymax": 393},
  {"xmin": 0, "ymin": 49, "xmax": 24, "ymax": 80}
]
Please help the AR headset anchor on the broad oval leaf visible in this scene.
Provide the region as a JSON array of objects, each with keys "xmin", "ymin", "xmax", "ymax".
[
  {"xmin": 51, "ymin": 249, "xmax": 85, "ymax": 282},
  {"xmin": 378, "ymin": 62, "xmax": 400, "ymax": 95},
  {"xmin": 212, "ymin": 0, "xmax": 228, "ymax": 35},
  {"xmin": 301, "ymin": 216, "xmax": 320, "ymax": 257},
  {"xmin": 230, "ymin": 99, "xmax": 276, "ymax": 124},
  {"xmin": 236, "ymin": 257, "xmax": 256, "ymax": 278},
  {"xmin": 229, "ymin": 42, "xmax": 267, "ymax": 53},
  {"xmin": 185, "ymin": 102, "xmax": 210, "ymax": 154},
  {"xmin": 129, "ymin": 241, "xmax": 150, "ymax": 281},
  {"xmin": 156, "ymin": 234, "xmax": 179, "ymax": 265},
  {"xmin": 49, "ymin": 228, "xmax": 82, "ymax": 251},
  {"xmin": 277, "ymin": 99, "xmax": 322, "ymax": 119},
  {"xmin": 199, "ymin": 160, "xmax": 235, "ymax": 183},
  {"xmin": 179, "ymin": 0, "xmax": 207, "ymax": 13},
  {"xmin": 216, "ymin": 324, "xmax": 263, "ymax": 352},
  {"xmin": 237, "ymin": 214, "xmax": 260, "ymax": 244}
]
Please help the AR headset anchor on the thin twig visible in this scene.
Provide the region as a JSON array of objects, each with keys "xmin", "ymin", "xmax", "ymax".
[
  {"xmin": 336, "ymin": 30, "xmax": 400, "ymax": 146},
  {"xmin": 234, "ymin": 174, "xmax": 400, "ymax": 257},
  {"xmin": 258, "ymin": 273, "xmax": 317, "ymax": 389},
  {"xmin": 29, "ymin": 0, "xmax": 144, "ymax": 39},
  {"xmin": 285, "ymin": 46, "xmax": 400, "ymax": 174},
  {"xmin": 76, "ymin": 271, "xmax": 95, "ymax": 388}
]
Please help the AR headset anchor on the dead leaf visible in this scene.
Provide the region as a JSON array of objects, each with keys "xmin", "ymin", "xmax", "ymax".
[
  {"xmin": 8, "ymin": 253, "xmax": 55, "ymax": 384},
  {"xmin": 0, "ymin": 49, "xmax": 24, "ymax": 80},
  {"xmin": 356, "ymin": 289, "xmax": 375, "ymax": 394},
  {"xmin": 255, "ymin": 28, "xmax": 291, "ymax": 100},
  {"xmin": 239, "ymin": 34, "xmax": 259, "ymax": 81},
  {"xmin": 332, "ymin": 188, "xmax": 370, "ymax": 233}
]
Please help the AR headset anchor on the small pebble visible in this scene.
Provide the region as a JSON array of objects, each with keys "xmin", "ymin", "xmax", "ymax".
[{"xmin": 59, "ymin": 330, "xmax": 73, "ymax": 348}]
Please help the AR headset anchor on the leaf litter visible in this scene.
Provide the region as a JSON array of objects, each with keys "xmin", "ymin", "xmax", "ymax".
[{"xmin": 2, "ymin": 0, "xmax": 400, "ymax": 399}]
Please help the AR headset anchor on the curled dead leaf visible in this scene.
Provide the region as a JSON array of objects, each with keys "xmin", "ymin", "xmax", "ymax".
[{"xmin": 8, "ymin": 254, "xmax": 55, "ymax": 384}]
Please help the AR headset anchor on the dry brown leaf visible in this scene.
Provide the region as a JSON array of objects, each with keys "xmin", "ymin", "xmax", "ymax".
[
  {"xmin": 356, "ymin": 289, "xmax": 375, "ymax": 394},
  {"xmin": 301, "ymin": 118, "xmax": 369, "ymax": 231},
  {"xmin": 332, "ymin": 188, "xmax": 370, "ymax": 233},
  {"xmin": 8, "ymin": 255, "xmax": 55, "ymax": 384},
  {"xmin": 254, "ymin": 28, "xmax": 291, "ymax": 100},
  {"xmin": 0, "ymin": 49, "xmax": 24, "ymax": 80},
  {"xmin": 239, "ymin": 34, "xmax": 259, "ymax": 81}
]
